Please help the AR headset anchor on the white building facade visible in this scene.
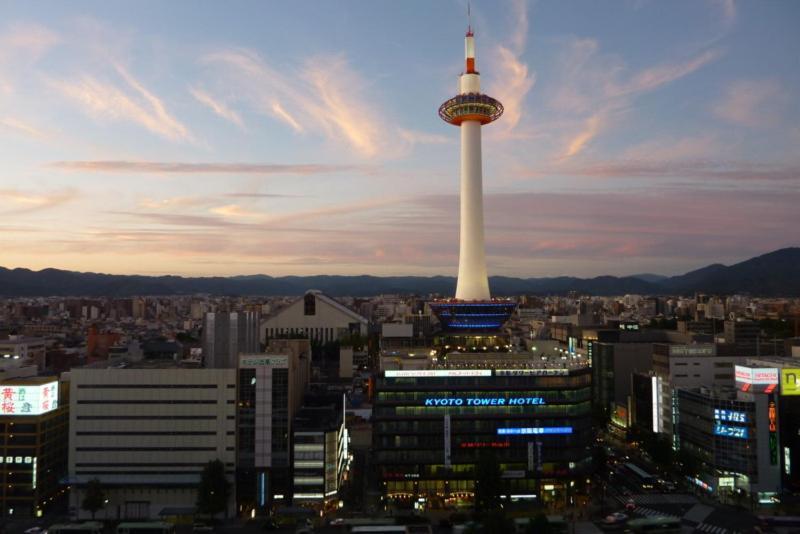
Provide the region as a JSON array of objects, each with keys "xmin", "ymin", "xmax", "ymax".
[{"xmin": 68, "ymin": 367, "xmax": 237, "ymax": 520}]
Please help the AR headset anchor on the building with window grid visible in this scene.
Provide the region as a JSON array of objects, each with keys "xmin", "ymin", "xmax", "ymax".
[
  {"xmin": 0, "ymin": 376, "xmax": 68, "ymax": 519},
  {"xmin": 373, "ymin": 353, "xmax": 592, "ymax": 508}
]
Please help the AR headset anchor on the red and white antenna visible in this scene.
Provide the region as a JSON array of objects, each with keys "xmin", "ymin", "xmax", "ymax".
[{"xmin": 465, "ymin": 3, "xmax": 476, "ymax": 73}]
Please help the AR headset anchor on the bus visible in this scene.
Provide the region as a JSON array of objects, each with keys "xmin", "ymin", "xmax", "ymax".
[
  {"xmin": 624, "ymin": 462, "xmax": 658, "ymax": 490},
  {"xmin": 116, "ymin": 522, "xmax": 176, "ymax": 534},
  {"xmin": 626, "ymin": 517, "xmax": 681, "ymax": 533},
  {"xmin": 47, "ymin": 523, "xmax": 104, "ymax": 534}
]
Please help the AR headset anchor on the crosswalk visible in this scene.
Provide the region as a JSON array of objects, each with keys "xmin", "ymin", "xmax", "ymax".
[
  {"xmin": 632, "ymin": 505, "xmax": 681, "ymax": 520},
  {"xmin": 692, "ymin": 523, "xmax": 738, "ymax": 534},
  {"xmin": 629, "ymin": 493, "xmax": 699, "ymax": 505}
]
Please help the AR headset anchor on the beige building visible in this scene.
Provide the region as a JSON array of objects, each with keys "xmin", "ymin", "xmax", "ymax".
[
  {"xmin": 261, "ymin": 290, "xmax": 367, "ymax": 344},
  {"xmin": 68, "ymin": 364, "xmax": 237, "ymax": 520},
  {"xmin": 0, "ymin": 336, "xmax": 46, "ymax": 371}
]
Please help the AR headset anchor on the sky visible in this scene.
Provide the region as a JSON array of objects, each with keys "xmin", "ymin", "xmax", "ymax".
[{"xmin": 0, "ymin": 0, "xmax": 798, "ymax": 279}]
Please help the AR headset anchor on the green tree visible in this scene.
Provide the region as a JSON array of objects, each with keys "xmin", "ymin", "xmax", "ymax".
[
  {"xmin": 474, "ymin": 450, "xmax": 502, "ymax": 513},
  {"xmin": 644, "ymin": 434, "xmax": 674, "ymax": 469},
  {"xmin": 81, "ymin": 478, "xmax": 106, "ymax": 520},
  {"xmin": 196, "ymin": 459, "xmax": 231, "ymax": 519},
  {"xmin": 677, "ymin": 448, "xmax": 701, "ymax": 478}
]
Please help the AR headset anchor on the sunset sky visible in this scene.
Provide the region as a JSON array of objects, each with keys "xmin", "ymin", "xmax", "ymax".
[{"xmin": 1, "ymin": 0, "xmax": 798, "ymax": 278}]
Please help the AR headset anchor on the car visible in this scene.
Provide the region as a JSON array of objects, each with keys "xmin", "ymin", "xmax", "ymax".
[
  {"xmin": 24, "ymin": 528, "xmax": 45, "ymax": 534},
  {"xmin": 625, "ymin": 499, "xmax": 636, "ymax": 512},
  {"xmin": 603, "ymin": 512, "xmax": 629, "ymax": 524},
  {"xmin": 329, "ymin": 518, "xmax": 346, "ymax": 526}
]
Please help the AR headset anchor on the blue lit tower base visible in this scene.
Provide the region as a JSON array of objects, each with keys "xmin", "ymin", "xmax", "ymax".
[{"xmin": 430, "ymin": 299, "xmax": 516, "ymax": 331}]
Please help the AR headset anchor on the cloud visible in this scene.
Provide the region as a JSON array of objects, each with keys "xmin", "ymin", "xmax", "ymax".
[
  {"xmin": 190, "ymin": 87, "xmax": 244, "ymax": 128},
  {"xmin": 486, "ymin": 0, "xmax": 536, "ymax": 136},
  {"xmin": 398, "ymin": 128, "xmax": 450, "ymax": 146},
  {"xmin": 210, "ymin": 204, "xmax": 263, "ymax": 218},
  {"xmin": 203, "ymin": 49, "xmax": 393, "ymax": 157},
  {"xmin": 712, "ymin": 79, "xmax": 786, "ymax": 128},
  {"xmin": 561, "ymin": 114, "xmax": 603, "ymax": 159},
  {"xmin": 0, "ymin": 188, "xmax": 77, "ymax": 213},
  {"xmin": 49, "ymin": 63, "xmax": 191, "ymax": 141},
  {"xmin": 0, "ymin": 117, "xmax": 49, "ymax": 139},
  {"xmin": 225, "ymin": 192, "xmax": 304, "ymax": 199},
  {"xmin": 49, "ymin": 160, "xmax": 366, "ymax": 175},
  {"xmin": 0, "ymin": 23, "xmax": 59, "ymax": 63},
  {"xmin": 710, "ymin": 0, "xmax": 737, "ymax": 27}
]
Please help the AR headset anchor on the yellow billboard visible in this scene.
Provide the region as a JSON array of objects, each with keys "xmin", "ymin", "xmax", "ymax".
[{"xmin": 781, "ymin": 368, "xmax": 800, "ymax": 396}]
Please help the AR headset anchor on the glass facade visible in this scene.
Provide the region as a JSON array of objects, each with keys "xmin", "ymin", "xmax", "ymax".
[{"xmin": 373, "ymin": 368, "xmax": 592, "ymax": 506}]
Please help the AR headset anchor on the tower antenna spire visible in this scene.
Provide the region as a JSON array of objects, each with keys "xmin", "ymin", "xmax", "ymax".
[{"xmin": 467, "ymin": 2, "xmax": 473, "ymax": 35}]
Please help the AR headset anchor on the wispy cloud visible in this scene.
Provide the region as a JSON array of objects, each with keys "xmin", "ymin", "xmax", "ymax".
[
  {"xmin": 203, "ymin": 49, "xmax": 391, "ymax": 157},
  {"xmin": 49, "ymin": 160, "xmax": 366, "ymax": 175},
  {"xmin": 561, "ymin": 114, "xmax": 603, "ymax": 159},
  {"xmin": 0, "ymin": 188, "xmax": 77, "ymax": 213},
  {"xmin": 49, "ymin": 63, "xmax": 191, "ymax": 142},
  {"xmin": 190, "ymin": 87, "xmax": 244, "ymax": 128},
  {"xmin": 0, "ymin": 117, "xmax": 49, "ymax": 139},
  {"xmin": 0, "ymin": 23, "xmax": 58, "ymax": 63},
  {"xmin": 486, "ymin": 0, "xmax": 535, "ymax": 137},
  {"xmin": 712, "ymin": 79, "xmax": 786, "ymax": 128},
  {"xmin": 398, "ymin": 128, "xmax": 450, "ymax": 146},
  {"xmin": 210, "ymin": 204, "xmax": 263, "ymax": 218}
]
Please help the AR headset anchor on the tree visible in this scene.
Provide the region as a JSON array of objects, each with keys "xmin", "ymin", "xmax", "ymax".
[
  {"xmin": 196, "ymin": 459, "xmax": 231, "ymax": 519},
  {"xmin": 473, "ymin": 450, "xmax": 502, "ymax": 513},
  {"xmin": 526, "ymin": 513, "xmax": 551, "ymax": 534},
  {"xmin": 81, "ymin": 478, "xmax": 106, "ymax": 520}
]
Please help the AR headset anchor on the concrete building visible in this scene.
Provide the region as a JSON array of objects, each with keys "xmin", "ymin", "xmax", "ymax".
[
  {"xmin": 0, "ymin": 376, "xmax": 68, "ymax": 518},
  {"xmin": 236, "ymin": 339, "xmax": 310, "ymax": 515},
  {"xmin": 652, "ymin": 344, "xmax": 750, "ymax": 439},
  {"xmin": 0, "ymin": 336, "xmax": 46, "ymax": 371},
  {"xmin": 261, "ymin": 290, "xmax": 367, "ymax": 345},
  {"xmin": 203, "ymin": 311, "xmax": 260, "ymax": 368},
  {"xmin": 68, "ymin": 365, "xmax": 237, "ymax": 520}
]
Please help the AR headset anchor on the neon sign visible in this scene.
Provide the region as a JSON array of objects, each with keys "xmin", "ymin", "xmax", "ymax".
[
  {"xmin": 714, "ymin": 424, "xmax": 748, "ymax": 439},
  {"xmin": 714, "ymin": 409, "xmax": 747, "ymax": 423},
  {"xmin": 459, "ymin": 441, "xmax": 510, "ymax": 449},
  {"xmin": 497, "ymin": 427, "xmax": 573, "ymax": 435},
  {"xmin": 769, "ymin": 398, "xmax": 778, "ymax": 465},
  {"xmin": 385, "ymin": 370, "xmax": 492, "ymax": 378},
  {"xmin": 424, "ymin": 397, "xmax": 545, "ymax": 406},
  {"xmin": 0, "ymin": 382, "xmax": 58, "ymax": 416}
]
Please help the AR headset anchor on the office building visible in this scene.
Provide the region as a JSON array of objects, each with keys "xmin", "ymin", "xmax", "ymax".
[
  {"xmin": 68, "ymin": 365, "xmax": 237, "ymax": 520},
  {"xmin": 291, "ymin": 396, "xmax": 348, "ymax": 509},
  {"xmin": 0, "ymin": 376, "xmax": 68, "ymax": 518},
  {"xmin": 0, "ymin": 336, "xmax": 46, "ymax": 371},
  {"xmin": 203, "ymin": 311, "xmax": 260, "ymax": 368},
  {"xmin": 236, "ymin": 339, "xmax": 310, "ymax": 514}
]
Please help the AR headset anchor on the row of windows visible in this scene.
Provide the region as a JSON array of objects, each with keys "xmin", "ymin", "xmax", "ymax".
[
  {"xmin": 76, "ymin": 462, "xmax": 235, "ymax": 467},
  {"xmin": 374, "ymin": 419, "xmax": 590, "ymax": 433},
  {"xmin": 77, "ymin": 415, "xmax": 232, "ymax": 420},
  {"xmin": 376, "ymin": 390, "xmax": 591, "ymax": 402},
  {"xmin": 76, "ymin": 400, "xmax": 222, "ymax": 405},
  {"xmin": 74, "ymin": 470, "xmax": 235, "ymax": 475},
  {"xmin": 77, "ymin": 384, "xmax": 233, "ymax": 389},
  {"xmin": 379, "ymin": 403, "xmax": 591, "ymax": 418},
  {"xmin": 76, "ymin": 447, "xmax": 233, "ymax": 451},
  {"xmin": 76, "ymin": 431, "xmax": 219, "ymax": 436},
  {"xmin": 379, "ymin": 374, "xmax": 591, "ymax": 389}
]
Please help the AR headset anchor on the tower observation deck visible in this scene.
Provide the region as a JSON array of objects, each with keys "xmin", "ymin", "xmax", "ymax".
[{"xmin": 431, "ymin": 28, "xmax": 516, "ymax": 332}]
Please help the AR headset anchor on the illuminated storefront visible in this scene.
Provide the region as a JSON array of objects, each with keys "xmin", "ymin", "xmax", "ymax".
[
  {"xmin": 0, "ymin": 377, "xmax": 68, "ymax": 518},
  {"xmin": 373, "ymin": 362, "xmax": 592, "ymax": 507}
]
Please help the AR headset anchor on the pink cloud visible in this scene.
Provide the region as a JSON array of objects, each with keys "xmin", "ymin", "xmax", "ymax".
[{"xmin": 713, "ymin": 79, "xmax": 787, "ymax": 128}]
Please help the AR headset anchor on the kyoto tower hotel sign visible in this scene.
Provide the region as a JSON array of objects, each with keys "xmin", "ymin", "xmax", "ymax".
[{"xmin": 431, "ymin": 27, "xmax": 515, "ymax": 331}]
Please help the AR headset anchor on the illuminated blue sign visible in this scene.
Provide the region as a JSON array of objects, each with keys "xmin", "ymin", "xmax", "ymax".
[
  {"xmin": 714, "ymin": 409, "xmax": 747, "ymax": 423},
  {"xmin": 497, "ymin": 427, "xmax": 573, "ymax": 435},
  {"xmin": 714, "ymin": 424, "xmax": 748, "ymax": 439},
  {"xmin": 424, "ymin": 397, "xmax": 545, "ymax": 407}
]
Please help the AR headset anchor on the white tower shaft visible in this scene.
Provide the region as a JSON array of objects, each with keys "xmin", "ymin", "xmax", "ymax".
[{"xmin": 455, "ymin": 120, "xmax": 490, "ymax": 300}]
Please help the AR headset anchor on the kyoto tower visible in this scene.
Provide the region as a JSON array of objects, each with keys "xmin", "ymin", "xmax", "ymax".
[{"xmin": 431, "ymin": 26, "xmax": 516, "ymax": 333}]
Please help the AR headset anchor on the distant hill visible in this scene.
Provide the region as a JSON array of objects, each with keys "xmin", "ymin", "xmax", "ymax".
[{"xmin": 0, "ymin": 247, "xmax": 798, "ymax": 297}]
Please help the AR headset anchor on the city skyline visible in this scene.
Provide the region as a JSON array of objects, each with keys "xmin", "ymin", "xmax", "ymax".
[{"xmin": 1, "ymin": 0, "xmax": 798, "ymax": 278}]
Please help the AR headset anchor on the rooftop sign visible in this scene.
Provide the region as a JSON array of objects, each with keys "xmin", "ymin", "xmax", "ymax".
[
  {"xmin": 734, "ymin": 365, "xmax": 779, "ymax": 385},
  {"xmin": 240, "ymin": 355, "xmax": 288, "ymax": 368},
  {"xmin": 0, "ymin": 382, "xmax": 58, "ymax": 416}
]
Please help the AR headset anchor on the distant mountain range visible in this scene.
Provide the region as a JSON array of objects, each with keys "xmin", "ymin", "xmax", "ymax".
[{"xmin": 1, "ymin": 248, "xmax": 798, "ymax": 298}]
